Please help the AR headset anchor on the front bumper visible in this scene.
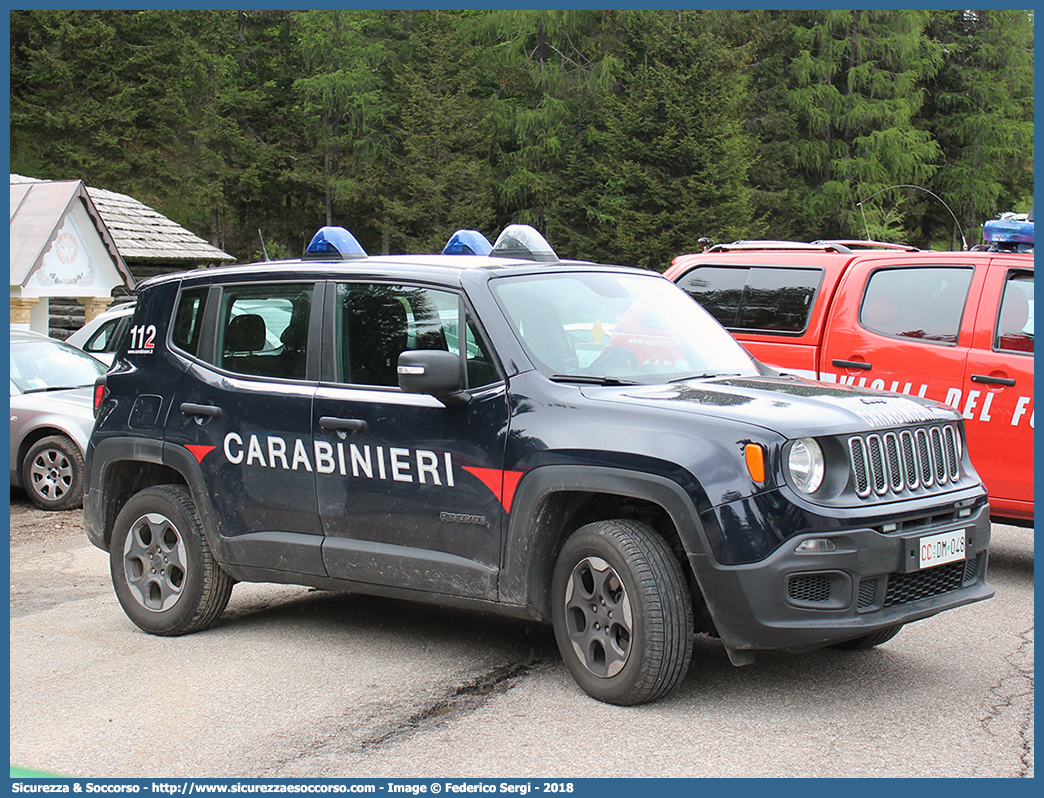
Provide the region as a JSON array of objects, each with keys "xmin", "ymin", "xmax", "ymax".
[{"xmin": 689, "ymin": 502, "xmax": 993, "ymax": 651}]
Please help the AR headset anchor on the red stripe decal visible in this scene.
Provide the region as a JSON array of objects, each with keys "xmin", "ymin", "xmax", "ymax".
[
  {"xmin": 185, "ymin": 445, "xmax": 216, "ymax": 463},
  {"xmin": 461, "ymin": 466, "xmax": 525, "ymax": 513}
]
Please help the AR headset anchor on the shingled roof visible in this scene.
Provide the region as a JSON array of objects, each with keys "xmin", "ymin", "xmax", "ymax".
[{"xmin": 11, "ymin": 174, "xmax": 234, "ymax": 265}]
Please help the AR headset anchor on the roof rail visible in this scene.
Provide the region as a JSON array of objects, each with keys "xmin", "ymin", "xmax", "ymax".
[
  {"xmin": 811, "ymin": 239, "xmax": 919, "ymax": 252},
  {"xmin": 708, "ymin": 240, "xmax": 854, "ymax": 254}
]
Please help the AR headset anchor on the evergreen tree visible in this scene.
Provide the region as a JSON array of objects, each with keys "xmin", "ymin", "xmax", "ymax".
[
  {"xmin": 920, "ymin": 10, "xmax": 1034, "ymax": 247},
  {"xmin": 769, "ymin": 10, "xmax": 944, "ymax": 241},
  {"xmin": 571, "ymin": 11, "xmax": 754, "ymax": 268},
  {"xmin": 383, "ymin": 12, "xmax": 497, "ymax": 254}
]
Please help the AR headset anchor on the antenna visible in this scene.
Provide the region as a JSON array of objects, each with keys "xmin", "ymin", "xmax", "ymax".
[
  {"xmin": 856, "ymin": 185, "xmax": 968, "ymax": 250},
  {"xmin": 259, "ymin": 229, "xmax": 271, "ymax": 261}
]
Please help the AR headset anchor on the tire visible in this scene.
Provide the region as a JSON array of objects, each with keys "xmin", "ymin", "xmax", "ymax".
[
  {"xmin": 21, "ymin": 435, "xmax": 85, "ymax": 511},
  {"xmin": 551, "ymin": 519, "xmax": 694, "ymax": 705},
  {"xmin": 110, "ymin": 485, "xmax": 233, "ymax": 636},
  {"xmin": 831, "ymin": 624, "xmax": 904, "ymax": 650}
]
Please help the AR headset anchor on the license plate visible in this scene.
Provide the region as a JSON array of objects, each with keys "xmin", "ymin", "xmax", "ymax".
[{"xmin": 918, "ymin": 529, "xmax": 967, "ymax": 570}]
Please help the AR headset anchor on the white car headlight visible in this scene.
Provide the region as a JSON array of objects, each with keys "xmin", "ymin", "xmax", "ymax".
[{"xmin": 787, "ymin": 438, "xmax": 825, "ymax": 494}]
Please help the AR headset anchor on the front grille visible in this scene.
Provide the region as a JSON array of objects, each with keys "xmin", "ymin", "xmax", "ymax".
[
  {"xmin": 849, "ymin": 423, "xmax": 963, "ymax": 500},
  {"xmin": 883, "ymin": 554, "xmax": 982, "ymax": 607},
  {"xmin": 788, "ymin": 574, "xmax": 832, "ymax": 603},
  {"xmin": 857, "ymin": 578, "xmax": 879, "ymax": 609}
]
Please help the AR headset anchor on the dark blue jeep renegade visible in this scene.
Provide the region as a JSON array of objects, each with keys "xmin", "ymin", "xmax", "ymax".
[{"xmin": 85, "ymin": 225, "xmax": 993, "ymax": 705}]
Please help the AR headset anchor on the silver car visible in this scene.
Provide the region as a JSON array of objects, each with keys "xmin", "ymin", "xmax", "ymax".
[
  {"xmin": 65, "ymin": 300, "xmax": 136, "ymax": 367},
  {"xmin": 10, "ymin": 330, "xmax": 107, "ymax": 509}
]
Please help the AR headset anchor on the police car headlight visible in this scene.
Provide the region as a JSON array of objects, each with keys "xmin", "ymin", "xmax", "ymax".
[{"xmin": 786, "ymin": 438, "xmax": 825, "ymax": 494}]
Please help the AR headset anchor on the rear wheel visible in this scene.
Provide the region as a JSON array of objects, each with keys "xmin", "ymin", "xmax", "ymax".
[
  {"xmin": 551, "ymin": 519, "xmax": 693, "ymax": 705},
  {"xmin": 831, "ymin": 624, "xmax": 904, "ymax": 650},
  {"xmin": 110, "ymin": 485, "xmax": 233, "ymax": 636}
]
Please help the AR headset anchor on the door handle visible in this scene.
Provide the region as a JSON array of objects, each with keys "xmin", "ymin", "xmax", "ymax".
[
  {"xmin": 970, "ymin": 374, "xmax": 1016, "ymax": 387},
  {"xmin": 180, "ymin": 402, "xmax": 222, "ymax": 418},
  {"xmin": 832, "ymin": 359, "xmax": 873, "ymax": 371},
  {"xmin": 319, "ymin": 416, "xmax": 368, "ymax": 433}
]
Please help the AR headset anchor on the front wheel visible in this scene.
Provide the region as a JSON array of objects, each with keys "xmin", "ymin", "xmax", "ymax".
[
  {"xmin": 551, "ymin": 519, "xmax": 693, "ymax": 705},
  {"xmin": 110, "ymin": 485, "xmax": 233, "ymax": 636},
  {"xmin": 22, "ymin": 435, "xmax": 84, "ymax": 510}
]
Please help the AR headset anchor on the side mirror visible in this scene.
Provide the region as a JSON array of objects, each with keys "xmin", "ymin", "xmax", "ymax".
[{"xmin": 397, "ymin": 350, "xmax": 471, "ymax": 406}]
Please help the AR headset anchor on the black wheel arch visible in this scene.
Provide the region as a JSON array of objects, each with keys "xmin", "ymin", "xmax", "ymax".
[
  {"xmin": 500, "ymin": 465, "xmax": 715, "ymax": 624},
  {"xmin": 86, "ymin": 437, "xmax": 227, "ymax": 561}
]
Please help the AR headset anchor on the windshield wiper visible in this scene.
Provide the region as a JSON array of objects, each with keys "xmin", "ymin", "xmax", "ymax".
[
  {"xmin": 550, "ymin": 374, "xmax": 639, "ymax": 386},
  {"xmin": 667, "ymin": 372, "xmax": 743, "ymax": 384}
]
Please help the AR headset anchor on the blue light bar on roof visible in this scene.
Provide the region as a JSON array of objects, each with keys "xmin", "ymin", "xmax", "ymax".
[
  {"xmin": 442, "ymin": 229, "xmax": 493, "ymax": 255},
  {"xmin": 983, "ymin": 218, "xmax": 1033, "ymax": 245},
  {"xmin": 490, "ymin": 224, "xmax": 558, "ymax": 263},
  {"xmin": 303, "ymin": 226, "xmax": 367, "ymax": 260}
]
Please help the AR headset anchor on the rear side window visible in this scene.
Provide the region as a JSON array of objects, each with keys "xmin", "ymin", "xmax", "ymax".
[
  {"xmin": 171, "ymin": 287, "xmax": 210, "ymax": 357},
  {"xmin": 216, "ymin": 283, "xmax": 313, "ymax": 379},
  {"xmin": 677, "ymin": 266, "xmax": 822, "ymax": 333},
  {"xmin": 995, "ymin": 271, "xmax": 1033, "ymax": 353},
  {"xmin": 860, "ymin": 267, "xmax": 972, "ymax": 344}
]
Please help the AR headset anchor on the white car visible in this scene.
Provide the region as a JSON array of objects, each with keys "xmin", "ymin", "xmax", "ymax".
[
  {"xmin": 66, "ymin": 300, "xmax": 136, "ymax": 366},
  {"xmin": 10, "ymin": 330, "xmax": 108, "ymax": 509}
]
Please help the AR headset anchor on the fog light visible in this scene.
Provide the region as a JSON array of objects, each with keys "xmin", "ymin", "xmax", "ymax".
[{"xmin": 795, "ymin": 539, "xmax": 836, "ymax": 553}]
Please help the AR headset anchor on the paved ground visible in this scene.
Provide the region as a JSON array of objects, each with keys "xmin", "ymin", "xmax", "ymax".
[{"xmin": 8, "ymin": 489, "xmax": 1033, "ymax": 779}]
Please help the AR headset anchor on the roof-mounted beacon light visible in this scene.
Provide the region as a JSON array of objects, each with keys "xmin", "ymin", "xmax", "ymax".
[
  {"xmin": 303, "ymin": 226, "xmax": 368, "ymax": 261},
  {"xmin": 442, "ymin": 229, "xmax": 493, "ymax": 256},
  {"xmin": 490, "ymin": 224, "xmax": 558, "ymax": 263}
]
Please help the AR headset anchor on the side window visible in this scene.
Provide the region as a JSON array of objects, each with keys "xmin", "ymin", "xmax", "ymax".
[
  {"xmin": 678, "ymin": 266, "xmax": 821, "ymax": 333},
  {"xmin": 171, "ymin": 287, "xmax": 210, "ymax": 357},
  {"xmin": 216, "ymin": 283, "xmax": 313, "ymax": 379},
  {"xmin": 462, "ymin": 314, "xmax": 499, "ymax": 387},
  {"xmin": 995, "ymin": 271, "xmax": 1034, "ymax": 353},
  {"xmin": 860, "ymin": 266, "xmax": 973, "ymax": 344},
  {"xmin": 739, "ymin": 268, "xmax": 822, "ymax": 332},
  {"xmin": 678, "ymin": 266, "xmax": 747, "ymax": 327},
  {"xmin": 335, "ymin": 284, "xmax": 498, "ymax": 388},
  {"xmin": 83, "ymin": 318, "xmax": 122, "ymax": 353}
]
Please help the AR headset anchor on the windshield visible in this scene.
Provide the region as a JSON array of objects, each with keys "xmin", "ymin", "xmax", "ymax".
[
  {"xmin": 491, "ymin": 271, "xmax": 759, "ymax": 383},
  {"xmin": 10, "ymin": 337, "xmax": 107, "ymax": 393}
]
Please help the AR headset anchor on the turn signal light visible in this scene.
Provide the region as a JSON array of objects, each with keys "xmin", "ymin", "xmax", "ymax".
[{"xmin": 744, "ymin": 443, "xmax": 765, "ymax": 483}]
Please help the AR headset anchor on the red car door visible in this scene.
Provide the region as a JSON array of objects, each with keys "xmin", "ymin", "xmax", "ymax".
[
  {"xmin": 959, "ymin": 259, "xmax": 1034, "ymax": 523},
  {"xmin": 820, "ymin": 255, "xmax": 983, "ymax": 400}
]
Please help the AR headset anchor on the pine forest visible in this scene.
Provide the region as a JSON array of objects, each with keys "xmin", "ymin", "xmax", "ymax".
[{"xmin": 9, "ymin": 9, "xmax": 1035, "ymax": 269}]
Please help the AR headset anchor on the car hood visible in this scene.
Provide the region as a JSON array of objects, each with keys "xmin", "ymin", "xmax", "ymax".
[{"xmin": 582, "ymin": 375, "xmax": 958, "ymax": 438}]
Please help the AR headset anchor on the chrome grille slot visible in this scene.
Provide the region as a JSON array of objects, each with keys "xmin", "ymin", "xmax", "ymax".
[
  {"xmin": 900, "ymin": 430, "xmax": 919, "ymax": 489},
  {"xmin": 884, "ymin": 432, "xmax": 903, "ymax": 491},
  {"xmin": 943, "ymin": 426, "xmax": 960, "ymax": 480},
  {"xmin": 866, "ymin": 434, "xmax": 887, "ymax": 495},
  {"xmin": 849, "ymin": 437, "xmax": 870, "ymax": 497},
  {"xmin": 929, "ymin": 426, "xmax": 947, "ymax": 484},
  {"xmin": 916, "ymin": 429, "xmax": 933, "ymax": 487}
]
